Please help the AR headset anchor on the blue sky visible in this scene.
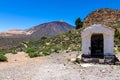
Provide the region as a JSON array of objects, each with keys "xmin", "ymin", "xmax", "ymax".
[{"xmin": 0, "ymin": 0, "xmax": 120, "ymax": 32}]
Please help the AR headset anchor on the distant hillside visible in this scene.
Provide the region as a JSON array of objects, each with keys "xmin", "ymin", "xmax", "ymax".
[
  {"xmin": 27, "ymin": 21, "xmax": 75, "ymax": 40},
  {"xmin": 9, "ymin": 29, "xmax": 82, "ymax": 57},
  {"xmin": 0, "ymin": 21, "xmax": 74, "ymax": 49},
  {"xmin": 84, "ymin": 8, "xmax": 120, "ymax": 28},
  {"xmin": 0, "ymin": 29, "xmax": 27, "ymax": 36}
]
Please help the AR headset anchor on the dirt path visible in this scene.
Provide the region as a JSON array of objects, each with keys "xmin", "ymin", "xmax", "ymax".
[{"xmin": 0, "ymin": 52, "xmax": 120, "ymax": 80}]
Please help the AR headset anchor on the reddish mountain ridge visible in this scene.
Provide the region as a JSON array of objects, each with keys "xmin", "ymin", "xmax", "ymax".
[{"xmin": 83, "ymin": 8, "xmax": 120, "ymax": 27}]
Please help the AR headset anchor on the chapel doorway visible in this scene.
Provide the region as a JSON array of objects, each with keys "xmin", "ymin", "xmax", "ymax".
[{"xmin": 91, "ymin": 34, "xmax": 104, "ymax": 58}]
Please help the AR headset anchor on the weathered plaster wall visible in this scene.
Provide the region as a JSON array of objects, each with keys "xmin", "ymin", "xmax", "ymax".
[
  {"xmin": 81, "ymin": 24, "xmax": 114, "ymax": 56},
  {"xmin": 82, "ymin": 36, "xmax": 91, "ymax": 56},
  {"xmin": 104, "ymin": 34, "xmax": 114, "ymax": 55}
]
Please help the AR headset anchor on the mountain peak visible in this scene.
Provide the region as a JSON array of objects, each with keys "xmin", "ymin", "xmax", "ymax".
[
  {"xmin": 27, "ymin": 21, "xmax": 75, "ymax": 39},
  {"xmin": 58, "ymin": 20, "xmax": 64, "ymax": 22}
]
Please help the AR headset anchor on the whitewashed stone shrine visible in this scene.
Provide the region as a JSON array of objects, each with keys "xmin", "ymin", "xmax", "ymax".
[{"xmin": 81, "ymin": 24, "xmax": 115, "ymax": 59}]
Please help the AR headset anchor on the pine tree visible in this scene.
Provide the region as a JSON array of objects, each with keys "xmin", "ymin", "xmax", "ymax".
[{"xmin": 75, "ymin": 17, "xmax": 83, "ymax": 29}]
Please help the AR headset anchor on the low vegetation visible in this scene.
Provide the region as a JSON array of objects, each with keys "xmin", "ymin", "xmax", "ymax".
[
  {"xmin": 9, "ymin": 29, "xmax": 82, "ymax": 58},
  {"xmin": 0, "ymin": 51, "xmax": 7, "ymax": 61},
  {"xmin": 114, "ymin": 28, "xmax": 120, "ymax": 52}
]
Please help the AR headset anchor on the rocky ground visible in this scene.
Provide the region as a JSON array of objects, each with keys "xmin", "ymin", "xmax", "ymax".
[{"xmin": 0, "ymin": 51, "xmax": 120, "ymax": 80}]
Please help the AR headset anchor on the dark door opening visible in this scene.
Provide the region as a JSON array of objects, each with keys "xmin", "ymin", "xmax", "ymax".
[{"xmin": 91, "ymin": 34, "xmax": 104, "ymax": 58}]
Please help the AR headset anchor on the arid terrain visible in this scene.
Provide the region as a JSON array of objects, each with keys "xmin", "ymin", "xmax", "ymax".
[{"xmin": 0, "ymin": 52, "xmax": 120, "ymax": 80}]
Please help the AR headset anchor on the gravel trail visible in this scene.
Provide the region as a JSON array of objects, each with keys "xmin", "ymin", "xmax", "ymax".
[{"xmin": 0, "ymin": 52, "xmax": 120, "ymax": 80}]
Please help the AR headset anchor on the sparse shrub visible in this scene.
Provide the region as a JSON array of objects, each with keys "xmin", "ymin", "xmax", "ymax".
[
  {"xmin": 53, "ymin": 46, "xmax": 62, "ymax": 53},
  {"xmin": 0, "ymin": 51, "xmax": 6, "ymax": 55},
  {"xmin": 0, "ymin": 54, "xmax": 7, "ymax": 61},
  {"xmin": 41, "ymin": 37, "xmax": 47, "ymax": 40},
  {"xmin": 75, "ymin": 58, "xmax": 81, "ymax": 64},
  {"xmin": 115, "ymin": 29, "xmax": 120, "ymax": 39},
  {"xmin": 11, "ymin": 50, "xmax": 17, "ymax": 54},
  {"xmin": 54, "ymin": 49, "xmax": 60, "ymax": 53},
  {"xmin": 25, "ymin": 47, "xmax": 37, "ymax": 53},
  {"xmin": 38, "ymin": 52, "xmax": 45, "ymax": 56},
  {"xmin": 67, "ymin": 58, "xmax": 71, "ymax": 61},
  {"xmin": 28, "ymin": 52, "xmax": 38, "ymax": 58},
  {"xmin": 41, "ymin": 49, "xmax": 52, "ymax": 56},
  {"xmin": 25, "ymin": 47, "xmax": 39, "ymax": 58},
  {"xmin": 118, "ymin": 47, "xmax": 120, "ymax": 52},
  {"xmin": 62, "ymin": 44, "xmax": 68, "ymax": 50}
]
